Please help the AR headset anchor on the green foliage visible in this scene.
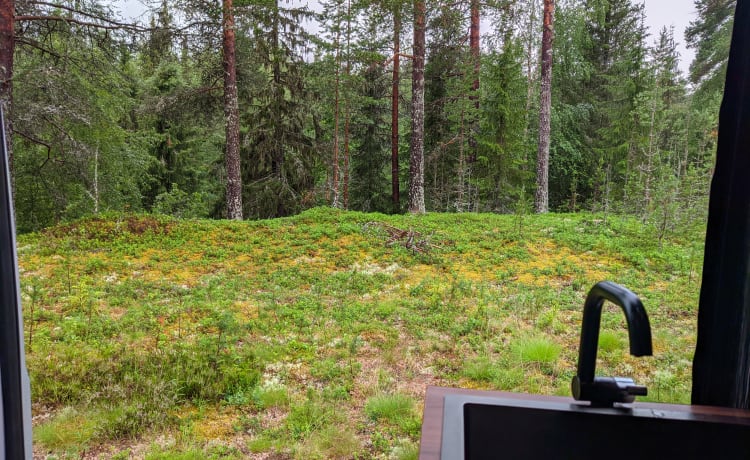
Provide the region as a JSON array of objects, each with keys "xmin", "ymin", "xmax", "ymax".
[
  {"xmin": 365, "ymin": 393, "xmax": 420, "ymax": 434},
  {"xmin": 295, "ymin": 425, "xmax": 362, "ymax": 459},
  {"xmin": 7, "ymin": 0, "xmax": 723, "ymax": 454},
  {"xmin": 239, "ymin": 0, "xmax": 320, "ymax": 218},
  {"xmin": 686, "ymin": 0, "xmax": 734, "ymax": 102},
  {"xmin": 477, "ymin": 41, "xmax": 531, "ymax": 212},
  {"xmin": 250, "ymin": 384, "xmax": 290, "ymax": 409},
  {"xmin": 34, "ymin": 407, "xmax": 98, "ymax": 452},
  {"xmin": 581, "ymin": 0, "xmax": 648, "ymax": 210},
  {"xmin": 13, "ymin": 28, "xmax": 147, "ymax": 231},
  {"xmin": 598, "ymin": 330, "xmax": 623, "ymax": 354},
  {"xmin": 512, "ymin": 336, "xmax": 562, "ymax": 366},
  {"xmin": 7, "ymin": 0, "xmax": 714, "ymax": 226},
  {"xmin": 22, "ymin": 209, "xmax": 703, "ymax": 456},
  {"xmin": 350, "ymin": 56, "xmax": 392, "ymax": 213}
]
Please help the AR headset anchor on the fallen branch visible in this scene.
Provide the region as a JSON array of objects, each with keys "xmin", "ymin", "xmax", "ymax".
[{"xmin": 363, "ymin": 222, "xmax": 444, "ymax": 254}]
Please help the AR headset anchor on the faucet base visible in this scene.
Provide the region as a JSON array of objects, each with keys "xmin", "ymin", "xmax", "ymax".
[{"xmin": 572, "ymin": 375, "xmax": 648, "ymax": 407}]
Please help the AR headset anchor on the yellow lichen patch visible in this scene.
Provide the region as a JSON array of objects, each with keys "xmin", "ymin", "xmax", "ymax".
[
  {"xmin": 334, "ymin": 234, "xmax": 362, "ymax": 250},
  {"xmin": 505, "ymin": 239, "xmax": 621, "ymax": 287},
  {"xmin": 233, "ymin": 300, "xmax": 260, "ymax": 322},
  {"xmin": 458, "ymin": 379, "xmax": 494, "ymax": 390},
  {"xmin": 453, "ymin": 265, "xmax": 485, "ymax": 282},
  {"xmin": 292, "ymin": 255, "xmax": 332, "ymax": 274},
  {"xmin": 516, "ymin": 272, "xmax": 538, "ymax": 286},
  {"xmin": 402, "ymin": 264, "xmax": 439, "ymax": 287},
  {"xmin": 126, "ymin": 248, "xmax": 162, "ymax": 266},
  {"xmin": 192, "ymin": 407, "xmax": 238, "ymax": 441},
  {"xmin": 648, "ymin": 280, "xmax": 669, "ymax": 292},
  {"xmin": 172, "ymin": 404, "xmax": 199, "ymax": 423},
  {"xmin": 160, "ymin": 268, "xmax": 200, "ymax": 287},
  {"xmin": 19, "ymin": 254, "xmax": 50, "ymax": 277}
]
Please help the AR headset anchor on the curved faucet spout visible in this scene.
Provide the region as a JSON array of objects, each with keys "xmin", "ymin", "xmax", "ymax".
[{"xmin": 572, "ymin": 281, "xmax": 653, "ymax": 406}]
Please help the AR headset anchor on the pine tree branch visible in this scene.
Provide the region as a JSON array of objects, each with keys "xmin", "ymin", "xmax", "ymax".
[
  {"xmin": 26, "ymin": 1, "xmax": 149, "ymax": 29},
  {"xmin": 16, "ymin": 14, "xmax": 151, "ymax": 32}
]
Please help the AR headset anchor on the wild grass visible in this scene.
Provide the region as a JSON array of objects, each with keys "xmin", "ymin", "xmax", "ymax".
[{"xmin": 19, "ymin": 208, "xmax": 704, "ymax": 457}]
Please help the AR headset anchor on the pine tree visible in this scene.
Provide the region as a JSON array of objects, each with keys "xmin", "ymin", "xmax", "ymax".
[
  {"xmin": 392, "ymin": 3, "xmax": 402, "ymax": 213},
  {"xmin": 534, "ymin": 0, "xmax": 555, "ymax": 213},
  {"xmin": 223, "ymin": 0, "xmax": 243, "ymax": 219},
  {"xmin": 409, "ymin": 0, "xmax": 426, "ymax": 213}
]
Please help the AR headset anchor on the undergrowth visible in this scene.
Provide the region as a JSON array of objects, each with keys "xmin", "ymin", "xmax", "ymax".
[{"xmin": 19, "ymin": 208, "xmax": 703, "ymax": 458}]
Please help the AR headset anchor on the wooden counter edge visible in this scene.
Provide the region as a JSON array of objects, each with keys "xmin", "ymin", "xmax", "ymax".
[{"xmin": 417, "ymin": 386, "xmax": 750, "ymax": 460}]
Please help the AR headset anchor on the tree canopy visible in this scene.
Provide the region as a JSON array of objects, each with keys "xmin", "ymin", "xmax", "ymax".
[{"xmin": 1, "ymin": 0, "xmax": 729, "ymax": 232}]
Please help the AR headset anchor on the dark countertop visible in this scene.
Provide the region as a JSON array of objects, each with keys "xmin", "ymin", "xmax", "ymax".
[{"xmin": 418, "ymin": 386, "xmax": 750, "ymax": 460}]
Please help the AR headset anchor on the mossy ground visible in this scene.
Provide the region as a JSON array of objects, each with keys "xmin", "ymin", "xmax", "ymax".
[{"xmin": 20, "ymin": 208, "xmax": 703, "ymax": 458}]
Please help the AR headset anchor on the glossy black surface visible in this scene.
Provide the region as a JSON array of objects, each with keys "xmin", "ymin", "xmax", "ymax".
[{"xmin": 441, "ymin": 395, "xmax": 750, "ymax": 460}]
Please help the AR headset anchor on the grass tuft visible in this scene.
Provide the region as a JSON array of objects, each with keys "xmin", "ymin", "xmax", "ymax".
[
  {"xmin": 34, "ymin": 406, "xmax": 98, "ymax": 452},
  {"xmin": 365, "ymin": 393, "xmax": 420, "ymax": 435},
  {"xmin": 512, "ymin": 336, "xmax": 562, "ymax": 366}
]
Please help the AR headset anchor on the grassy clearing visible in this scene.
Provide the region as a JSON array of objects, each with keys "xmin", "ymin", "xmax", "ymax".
[{"xmin": 20, "ymin": 208, "xmax": 703, "ymax": 458}]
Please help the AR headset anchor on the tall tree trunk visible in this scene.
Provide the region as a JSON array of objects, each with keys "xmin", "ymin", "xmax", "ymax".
[
  {"xmin": 343, "ymin": 0, "xmax": 351, "ymax": 209},
  {"xmin": 222, "ymin": 0, "xmax": 243, "ymax": 220},
  {"xmin": 332, "ymin": 27, "xmax": 342, "ymax": 208},
  {"xmin": 468, "ymin": 0, "xmax": 480, "ymax": 163},
  {"xmin": 534, "ymin": 0, "xmax": 554, "ymax": 213},
  {"xmin": 409, "ymin": 0, "xmax": 426, "ymax": 214},
  {"xmin": 392, "ymin": 7, "xmax": 401, "ymax": 213},
  {"xmin": 0, "ymin": 0, "xmax": 14, "ymax": 177}
]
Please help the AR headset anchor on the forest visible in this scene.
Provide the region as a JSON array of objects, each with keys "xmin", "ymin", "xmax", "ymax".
[
  {"xmin": 0, "ymin": 0, "xmax": 734, "ymax": 231},
  {"xmin": 3, "ymin": 0, "xmax": 739, "ymax": 456}
]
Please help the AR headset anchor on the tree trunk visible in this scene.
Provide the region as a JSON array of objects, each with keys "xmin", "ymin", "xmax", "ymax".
[
  {"xmin": 409, "ymin": 0, "xmax": 426, "ymax": 214},
  {"xmin": 392, "ymin": 7, "xmax": 401, "ymax": 213},
  {"xmin": 343, "ymin": 0, "xmax": 351, "ymax": 209},
  {"xmin": 332, "ymin": 27, "xmax": 341, "ymax": 208},
  {"xmin": 222, "ymin": 0, "xmax": 243, "ymax": 220},
  {"xmin": 0, "ymin": 0, "xmax": 14, "ymax": 177},
  {"xmin": 534, "ymin": 0, "xmax": 554, "ymax": 213},
  {"xmin": 469, "ymin": 0, "xmax": 480, "ymax": 163}
]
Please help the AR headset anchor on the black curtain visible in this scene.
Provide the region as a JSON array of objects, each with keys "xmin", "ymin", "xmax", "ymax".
[{"xmin": 692, "ymin": 0, "xmax": 750, "ymax": 408}]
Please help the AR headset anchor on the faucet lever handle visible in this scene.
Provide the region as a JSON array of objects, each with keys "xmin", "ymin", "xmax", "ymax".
[
  {"xmin": 574, "ymin": 376, "xmax": 648, "ymax": 407},
  {"xmin": 625, "ymin": 384, "xmax": 648, "ymax": 397}
]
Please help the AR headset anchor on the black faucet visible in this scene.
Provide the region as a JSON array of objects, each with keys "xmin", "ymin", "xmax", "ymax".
[{"xmin": 571, "ymin": 281, "xmax": 653, "ymax": 407}]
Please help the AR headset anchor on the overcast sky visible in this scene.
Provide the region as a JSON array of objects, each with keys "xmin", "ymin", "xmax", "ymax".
[
  {"xmin": 117, "ymin": 0, "xmax": 699, "ymax": 73},
  {"xmin": 642, "ymin": 0, "xmax": 697, "ymax": 74}
]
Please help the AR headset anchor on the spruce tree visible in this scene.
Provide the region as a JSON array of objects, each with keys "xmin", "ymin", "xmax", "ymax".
[
  {"xmin": 581, "ymin": 0, "xmax": 647, "ymax": 211},
  {"xmin": 685, "ymin": 0, "xmax": 735, "ymax": 102},
  {"xmin": 241, "ymin": 0, "xmax": 318, "ymax": 218}
]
